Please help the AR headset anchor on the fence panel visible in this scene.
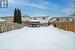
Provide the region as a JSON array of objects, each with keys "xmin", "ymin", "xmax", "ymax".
[{"xmin": 56, "ymin": 21, "xmax": 75, "ymax": 32}]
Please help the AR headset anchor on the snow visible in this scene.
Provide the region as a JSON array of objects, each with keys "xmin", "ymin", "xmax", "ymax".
[
  {"xmin": 0, "ymin": 25, "xmax": 75, "ymax": 50},
  {"xmin": 0, "ymin": 18, "xmax": 6, "ymax": 22},
  {"xmin": 50, "ymin": 18, "xmax": 57, "ymax": 22},
  {"xmin": 31, "ymin": 20, "xmax": 39, "ymax": 22}
]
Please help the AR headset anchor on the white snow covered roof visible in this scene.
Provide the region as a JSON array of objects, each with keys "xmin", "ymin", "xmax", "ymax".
[
  {"xmin": 0, "ymin": 18, "xmax": 6, "ymax": 22},
  {"xmin": 31, "ymin": 20, "xmax": 40, "ymax": 22},
  {"xmin": 30, "ymin": 16, "xmax": 49, "ymax": 18},
  {"xmin": 0, "ymin": 25, "xmax": 75, "ymax": 50}
]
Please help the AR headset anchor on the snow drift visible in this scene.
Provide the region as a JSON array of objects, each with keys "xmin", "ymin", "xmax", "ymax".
[{"xmin": 0, "ymin": 25, "xmax": 75, "ymax": 50}]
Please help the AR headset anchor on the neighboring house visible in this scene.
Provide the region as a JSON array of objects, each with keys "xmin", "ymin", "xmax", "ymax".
[
  {"xmin": 1, "ymin": 16, "xmax": 13, "ymax": 22},
  {"xmin": 0, "ymin": 16, "xmax": 30, "ymax": 23},
  {"xmin": 49, "ymin": 17, "xmax": 73, "ymax": 23},
  {"xmin": 30, "ymin": 16, "xmax": 49, "ymax": 24},
  {"xmin": 48, "ymin": 17, "xmax": 75, "ymax": 32},
  {"xmin": 0, "ymin": 16, "xmax": 49, "ymax": 24},
  {"xmin": 22, "ymin": 15, "xmax": 31, "ymax": 22},
  {"xmin": 0, "ymin": 18, "xmax": 6, "ymax": 22}
]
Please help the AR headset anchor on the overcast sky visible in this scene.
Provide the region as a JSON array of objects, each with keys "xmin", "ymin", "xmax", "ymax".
[{"xmin": 0, "ymin": 0, "xmax": 73, "ymax": 17}]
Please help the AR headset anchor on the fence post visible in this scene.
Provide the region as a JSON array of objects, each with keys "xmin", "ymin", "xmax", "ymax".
[{"xmin": 74, "ymin": 21, "xmax": 75, "ymax": 32}]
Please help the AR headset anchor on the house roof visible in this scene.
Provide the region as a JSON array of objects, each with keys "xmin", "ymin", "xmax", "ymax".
[
  {"xmin": 0, "ymin": 18, "xmax": 6, "ymax": 22},
  {"xmin": 49, "ymin": 17, "xmax": 73, "ymax": 22},
  {"xmin": 30, "ymin": 16, "xmax": 49, "ymax": 18}
]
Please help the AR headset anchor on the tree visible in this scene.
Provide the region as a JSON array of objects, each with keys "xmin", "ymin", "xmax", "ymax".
[
  {"xmin": 13, "ymin": 8, "xmax": 22, "ymax": 24},
  {"xmin": 14, "ymin": 8, "xmax": 17, "ymax": 23},
  {"xmin": 17, "ymin": 8, "xmax": 22, "ymax": 24}
]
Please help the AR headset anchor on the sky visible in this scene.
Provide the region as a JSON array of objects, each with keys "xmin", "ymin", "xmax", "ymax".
[{"xmin": 0, "ymin": 0, "xmax": 74, "ymax": 17}]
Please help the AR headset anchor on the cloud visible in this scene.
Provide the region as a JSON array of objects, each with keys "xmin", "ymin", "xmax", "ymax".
[
  {"xmin": 24, "ymin": 3, "xmax": 48, "ymax": 9},
  {"xmin": 0, "ymin": 0, "xmax": 72, "ymax": 17},
  {"xmin": 8, "ymin": 0, "xmax": 58, "ymax": 10},
  {"xmin": 30, "ymin": 12, "xmax": 48, "ymax": 16},
  {"xmin": 60, "ymin": 2, "xmax": 75, "ymax": 16}
]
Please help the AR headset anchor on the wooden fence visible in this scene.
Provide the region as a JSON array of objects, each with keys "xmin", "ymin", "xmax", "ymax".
[
  {"xmin": 0, "ymin": 22, "xmax": 26, "ymax": 33},
  {"xmin": 0, "ymin": 21, "xmax": 75, "ymax": 33},
  {"xmin": 55, "ymin": 21, "xmax": 75, "ymax": 32}
]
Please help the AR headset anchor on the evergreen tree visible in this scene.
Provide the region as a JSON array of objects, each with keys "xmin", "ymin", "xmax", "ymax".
[
  {"xmin": 14, "ymin": 8, "xmax": 17, "ymax": 22},
  {"xmin": 13, "ymin": 8, "xmax": 22, "ymax": 24},
  {"xmin": 17, "ymin": 8, "xmax": 22, "ymax": 24}
]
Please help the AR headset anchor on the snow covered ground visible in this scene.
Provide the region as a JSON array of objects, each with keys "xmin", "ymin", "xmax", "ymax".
[{"xmin": 0, "ymin": 25, "xmax": 75, "ymax": 50}]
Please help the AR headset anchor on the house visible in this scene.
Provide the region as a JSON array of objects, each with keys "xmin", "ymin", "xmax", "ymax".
[
  {"xmin": 49, "ymin": 17, "xmax": 73, "ymax": 23},
  {"xmin": 0, "ymin": 16, "xmax": 30, "ymax": 23},
  {"xmin": 1, "ymin": 16, "xmax": 13, "ymax": 22},
  {"xmin": 22, "ymin": 15, "xmax": 31, "ymax": 22},
  {"xmin": 0, "ymin": 15, "xmax": 49, "ymax": 24},
  {"xmin": 29, "ymin": 16, "xmax": 49, "ymax": 24},
  {"xmin": 48, "ymin": 17, "xmax": 75, "ymax": 32},
  {"xmin": 0, "ymin": 18, "xmax": 6, "ymax": 22},
  {"xmin": 22, "ymin": 16, "xmax": 49, "ymax": 24}
]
